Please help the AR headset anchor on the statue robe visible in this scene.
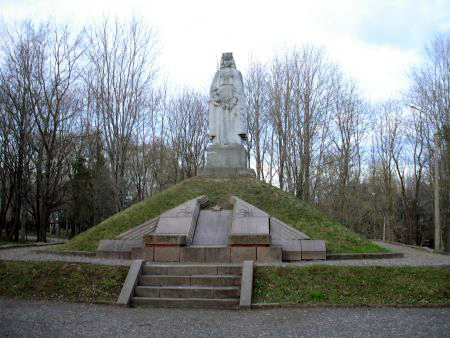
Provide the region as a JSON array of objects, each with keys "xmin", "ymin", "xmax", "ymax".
[{"xmin": 208, "ymin": 66, "xmax": 247, "ymax": 145}]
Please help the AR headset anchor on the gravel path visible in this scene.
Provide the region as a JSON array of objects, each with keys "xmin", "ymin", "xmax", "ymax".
[
  {"xmin": 0, "ymin": 241, "xmax": 449, "ymax": 267},
  {"xmin": 1, "ymin": 297, "xmax": 449, "ymax": 338}
]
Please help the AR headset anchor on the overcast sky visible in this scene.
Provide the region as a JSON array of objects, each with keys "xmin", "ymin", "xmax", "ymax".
[{"xmin": 1, "ymin": 0, "xmax": 449, "ymax": 102}]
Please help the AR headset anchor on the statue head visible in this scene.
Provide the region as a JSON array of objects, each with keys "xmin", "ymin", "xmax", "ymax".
[{"xmin": 220, "ymin": 52, "xmax": 236, "ymax": 69}]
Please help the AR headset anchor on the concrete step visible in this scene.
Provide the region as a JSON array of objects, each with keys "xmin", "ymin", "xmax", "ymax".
[
  {"xmin": 139, "ymin": 274, "xmax": 241, "ymax": 287},
  {"xmin": 134, "ymin": 285, "xmax": 240, "ymax": 299},
  {"xmin": 132, "ymin": 297, "xmax": 239, "ymax": 309},
  {"xmin": 143, "ymin": 263, "xmax": 242, "ymax": 276}
]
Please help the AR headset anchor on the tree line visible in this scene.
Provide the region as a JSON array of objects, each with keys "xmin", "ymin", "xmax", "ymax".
[
  {"xmin": 244, "ymin": 37, "xmax": 449, "ymax": 250},
  {"xmin": 0, "ymin": 18, "xmax": 448, "ymax": 250}
]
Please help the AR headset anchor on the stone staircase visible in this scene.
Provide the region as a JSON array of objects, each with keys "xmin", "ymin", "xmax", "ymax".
[{"xmin": 131, "ymin": 263, "xmax": 242, "ymax": 309}]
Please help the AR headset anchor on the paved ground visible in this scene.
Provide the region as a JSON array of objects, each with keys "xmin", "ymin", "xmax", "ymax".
[
  {"xmin": 0, "ymin": 241, "xmax": 449, "ymax": 267},
  {"xmin": 0, "ymin": 245, "xmax": 130, "ymax": 266},
  {"xmin": 1, "ymin": 297, "xmax": 449, "ymax": 338}
]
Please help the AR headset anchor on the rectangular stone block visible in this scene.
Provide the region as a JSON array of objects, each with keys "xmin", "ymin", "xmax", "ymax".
[
  {"xmin": 96, "ymin": 239, "xmax": 124, "ymax": 259},
  {"xmin": 231, "ymin": 246, "xmax": 256, "ymax": 262},
  {"xmin": 205, "ymin": 143, "xmax": 248, "ymax": 169},
  {"xmin": 269, "ymin": 217, "xmax": 310, "ymax": 240},
  {"xmin": 144, "ymin": 234, "xmax": 187, "ymax": 246},
  {"xmin": 167, "ymin": 265, "xmax": 217, "ymax": 276},
  {"xmin": 119, "ymin": 251, "xmax": 131, "ymax": 260},
  {"xmin": 190, "ymin": 275, "xmax": 241, "ymax": 286},
  {"xmin": 230, "ymin": 196, "xmax": 269, "ymax": 218},
  {"xmin": 214, "ymin": 287, "xmax": 240, "ymax": 299},
  {"xmin": 143, "ymin": 264, "xmax": 167, "ymax": 275},
  {"xmin": 228, "ymin": 234, "xmax": 271, "ymax": 246},
  {"xmin": 159, "ymin": 199, "xmax": 199, "ymax": 218},
  {"xmin": 257, "ymin": 246, "xmax": 282, "ymax": 262},
  {"xmin": 301, "ymin": 240, "xmax": 326, "ymax": 260},
  {"xmin": 154, "ymin": 246, "xmax": 180, "ymax": 262},
  {"xmin": 96, "ymin": 251, "xmax": 121, "ymax": 259},
  {"xmin": 131, "ymin": 247, "xmax": 154, "ymax": 261},
  {"xmin": 139, "ymin": 275, "xmax": 190, "ymax": 286},
  {"xmin": 217, "ymin": 265, "xmax": 242, "ymax": 275},
  {"xmin": 240, "ymin": 260, "xmax": 254, "ymax": 309},
  {"xmin": 180, "ymin": 247, "xmax": 205, "ymax": 262},
  {"xmin": 160, "ymin": 287, "xmax": 213, "ymax": 299},
  {"xmin": 230, "ymin": 217, "xmax": 269, "ymax": 234},
  {"xmin": 155, "ymin": 217, "xmax": 194, "ymax": 234},
  {"xmin": 204, "ymin": 247, "xmax": 231, "ymax": 263},
  {"xmin": 121, "ymin": 240, "xmax": 143, "ymax": 251},
  {"xmin": 282, "ymin": 250, "xmax": 302, "ymax": 261},
  {"xmin": 117, "ymin": 260, "xmax": 144, "ymax": 306}
]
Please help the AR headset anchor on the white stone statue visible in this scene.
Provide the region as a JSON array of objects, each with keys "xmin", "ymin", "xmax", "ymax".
[{"xmin": 208, "ymin": 53, "xmax": 247, "ymax": 145}]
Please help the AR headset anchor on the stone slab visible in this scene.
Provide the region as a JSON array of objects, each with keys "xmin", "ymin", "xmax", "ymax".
[
  {"xmin": 228, "ymin": 233, "xmax": 271, "ymax": 246},
  {"xmin": 204, "ymin": 143, "xmax": 248, "ymax": 169},
  {"xmin": 167, "ymin": 265, "xmax": 218, "ymax": 276},
  {"xmin": 230, "ymin": 196, "xmax": 269, "ymax": 218},
  {"xmin": 282, "ymin": 250, "xmax": 302, "ymax": 261},
  {"xmin": 116, "ymin": 217, "xmax": 159, "ymax": 240},
  {"xmin": 139, "ymin": 275, "xmax": 190, "ymax": 286},
  {"xmin": 131, "ymin": 247, "xmax": 154, "ymax": 261},
  {"xmin": 301, "ymin": 240, "xmax": 326, "ymax": 260},
  {"xmin": 204, "ymin": 247, "xmax": 231, "ymax": 263},
  {"xmin": 97, "ymin": 239, "xmax": 124, "ymax": 251},
  {"xmin": 144, "ymin": 234, "xmax": 187, "ymax": 246},
  {"xmin": 180, "ymin": 247, "xmax": 205, "ymax": 262},
  {"xmin": 191, "ymin": 210, "xmax": 232, "ymax": 246},
  {"xmin": 230, "ymin": 217, "xmax": 269, "ymax": 234},
  {"xmin": 117, "ymin": 260, "xmax": 144, "ymax": 306},
  {"xmin": 143, "ymin": 264, "xmax": 167, "ymax": 275},
  {"xmin": 159, "ymin": 198, "xmax": 199, "ymax": 219},
  {"xmin": 132, "ymin": 297, "xmax": 239, "ymax": 309},
  {"xmin": 256, "ymin": 246, "xmax": 282, "ymax": 262},
  {"xmin": 96, "ymin": 240, "xmax": 126, "ymax": 259},
  {"xmin": 154, "ymin": 218, "xmax": 194, "ymax": 234},
  {"xmin": 269, "ymin": 217, "xmax": 310, "ymax": 240},
  {"xmin": 240, "ymin": 260, "xmax": 254, "ymax": 309},
  {"xmin": 154, "ymin": 246, "xmax": 180, "ymax": 262},
  {"xmin": 231, "ymin": 246, "xmax": 257, "ymax": 262},
  {"xmin": 198, "ymin": 167, "xmax": 256, "ymax": 177},
  {"xmin": 190, "ymin": 275, "xmax": 241, "ymax": 286},
  {"xmin": 217, "ymin": 265, "xmax": 242, "ymax": 275}
]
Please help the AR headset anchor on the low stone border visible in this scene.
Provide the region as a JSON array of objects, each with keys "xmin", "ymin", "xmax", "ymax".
[
  {"xmin": 117, "ymin": 260, "xmax": 144, "ymax": 306},
  {"xmin": 251, "ymin": 303, "xmax": 450, "ymax": 309},
  {"xmin": 33, "ymin": 249, "xmax": 97, "ymax": 257},
  {"xmin": 240, "ymin": 260, "xmax": 254, "ymax": 309},
  {"xmin": 326, "ymin": 252, "xmax": 404, "ymax": 260},
  {"xmin": 0, "ymin": 242, "xmax": 63, "ymax": 250}
]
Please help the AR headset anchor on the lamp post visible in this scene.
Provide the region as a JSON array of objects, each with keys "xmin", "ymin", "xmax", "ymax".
[{"xmin": 410, "ymin": 104, "xmax": 441, "ymax": 251}]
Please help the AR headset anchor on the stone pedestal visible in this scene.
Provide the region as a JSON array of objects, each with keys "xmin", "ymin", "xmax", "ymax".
[{"xmin": 198, "ymin": 144, "xmax": 255, "ymax": 177}]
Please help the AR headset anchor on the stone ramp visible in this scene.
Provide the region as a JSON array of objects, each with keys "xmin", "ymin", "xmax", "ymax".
[
  {"xmin": 131, "ymin": 263, "xmax": 242, "ymax": 309},
  {"xmin": 191, "ymin": 210, "xmax": 232, "ymax": 246}
]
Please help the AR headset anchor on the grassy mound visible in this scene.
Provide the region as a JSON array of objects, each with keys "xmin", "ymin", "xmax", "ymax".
[{"xmin": 59, "ymin": 176, "xmax": 386, "ymax": 253}]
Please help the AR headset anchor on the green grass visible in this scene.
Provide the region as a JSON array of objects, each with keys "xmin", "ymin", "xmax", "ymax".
[
  {"xmin": 0, "ymin": 261, "xmax": 128, "ymax": 303},
  {"xmin": 253, "ymin": 266, "xmax": 450, "ymax": 305},
  {"xmin": 58, "ymin": 176, "xmax": 387, "ymax": 253}
]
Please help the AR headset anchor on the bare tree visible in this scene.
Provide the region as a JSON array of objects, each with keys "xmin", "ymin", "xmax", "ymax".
[
  {"xmin": 84, "ymin": 17, "xmax": 157, "ymax": 210},
  {"xmin": 409, "ymin": 32, "xmax": 450, "ymax": 249},
  {"xmin": 245, "ymin": 59, "xmax": 270, "ymax": 180},
  {"xmin": 167, "ymin": 89, "xmax": 208, "ymax": 180}
]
